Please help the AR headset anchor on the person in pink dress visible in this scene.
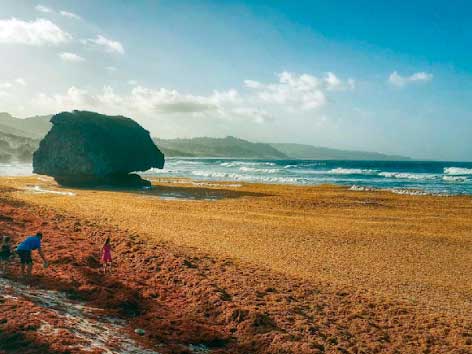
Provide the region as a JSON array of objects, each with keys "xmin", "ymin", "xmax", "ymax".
[{"xmin": 101, "ymin": 237, "xmax": 113, "ymax": 273}]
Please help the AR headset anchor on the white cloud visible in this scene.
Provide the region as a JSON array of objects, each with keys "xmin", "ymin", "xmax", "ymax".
[
  {"xmin": 324, "ymin": 72, "xmax": 355, "ymax": 91},
  {"xmin": 129, "ymin": 86, "xmax": 222, "ymax": 114},
  {"xmin": 83, "ymin": 34, "xmax": 124, "ymax": 54},
  {"xmin": 59, "ymin": 52, "xmax": 85, "ymax": 62},
  {"xmin": 34, "ymin": 87, "xmax": 98, "ymax": 111},
  {"xmin": 0, "ymin": 79, "xmax": 27, "ymax": 88},
  {"xmin": 106, "ymin": 66, "xmax": 117, "ymax": 72},
  {"xmin": 15, "ymin": 78, "xmax": 27, "ymax": 86},
  {"xmin": 35, "ymin": 4, "xmax": 81, "ymax": 20},
  {"xmin": 0, "ymin": 82, "xmax": 12, "ymax": 89},
  {"xmin": 245, "ymin": 72, "xmax": 326, "ymax": 110},
  {"xmin": 388, "ymin": 71, "xmax": 433, "ymax": 87},
  {"xmin": 244, "ymin": 71, "xmax": 354, "ymax": 111},
  {"xmin": 0, "ymin": 18, "xmax": 71, "ymax": 46},
  {"xmin": 60, "ymin": 11, "xmax": 81, "ymax": 20},
  {"xmin": 232, "ymin": 107, "xmax": 272, "ymax": 124},
  {"xmin": 31, "ymin": 71, "xmax": 353, "ymax": 125},
  {"xmin": 35, "ymin": 4, "xmax": 53, "ymax": 13},
  {"xmin": 32, "ymin": 85, "xmax": 246, "ymax": 121},
  {"xmin": 243, "ymin": 80, "xmax": 262, "ymax": 89}
]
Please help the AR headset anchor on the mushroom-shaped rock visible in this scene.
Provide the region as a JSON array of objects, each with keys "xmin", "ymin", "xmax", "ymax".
[{"xmin": 33, "ymin": 110, "xmax": 164, "ymax": 187}]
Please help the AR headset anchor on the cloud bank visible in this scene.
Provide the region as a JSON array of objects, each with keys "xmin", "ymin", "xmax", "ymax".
[
  {"xmin": 0, "ymin": 18, "xmax": 71, "ymax": 46},
  {"xmin": 31, "ymin": 71, "xmax": 353, "ymax": 127},
  {"xmin": 59, "ymin": 52, "xmax": 85, "ymax": 62}
]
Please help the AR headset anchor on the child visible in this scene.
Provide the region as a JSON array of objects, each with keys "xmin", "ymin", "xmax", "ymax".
[
  {"xmin": 0, "ymin": 236, "xmax": 12, "ymax": 274},
  {"xmin": 101, "ymin": 237, "xmax": 113, "ymax": 274}
]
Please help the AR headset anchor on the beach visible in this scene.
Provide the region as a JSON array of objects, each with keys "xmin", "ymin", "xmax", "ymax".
[{"xmin": 0, "ymin": 176, "xmax": 471, "ymax": 353}]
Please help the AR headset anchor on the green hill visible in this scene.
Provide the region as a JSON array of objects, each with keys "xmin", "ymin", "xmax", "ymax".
[
  {"xmin": 271, "ymin": 143, "xmax": 411, "ymax": 161},
  {"xmin": 0, "ymin": 113, "xmax": 412, "ymax": 161},
  {"xmin": 0, "ymin": 112, "xmax": 52, "ymax": 139},
  {"xmin": 0, "ymin": 113, "xmax": 50, "ymax": 162},
  {"xmin": 155, "ymin": 137, "xmax": 410, "ymax": 160},
  {"xmin": 0, "ymin": 131, "xmax": 40, "ymax": 162},
  {"xmin": 155, "ymin": 136, "xmax": 289, "ymax": 159}
]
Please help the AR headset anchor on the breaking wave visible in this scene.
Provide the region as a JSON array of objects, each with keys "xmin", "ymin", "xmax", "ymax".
[
  {"xmin": 443, "ymin": 175, "xmax": 469, "ymax": 182},
  {"xmin": 220, "ymin": 161, "xmax": 276, "ymax": 167},
  {"xmin": 4, "ymin": 159, "xmax": 472, "ymax": 195},
  {"xmin": 239, "ymin": 166, "xmax": 279, "ymax": 173},
  {"xmin": 379, "ymin": 172, "xmax": 437, "ymax": 180},
  {"xmin": 191, "ymin": 170, "xmax": 301, "ymax": 184},
  {"xmin": 444, "ymin": 167, "xmax": 472, "ymax": 175},
  {"xmin": 328, "ymin": 168, "xmax": 379, "ymax": 175}
]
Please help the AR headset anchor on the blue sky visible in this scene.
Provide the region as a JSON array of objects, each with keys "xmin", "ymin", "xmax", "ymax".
[{"xmin": 0, "ymin": 0, "xmax": 471, "ymax": 160}]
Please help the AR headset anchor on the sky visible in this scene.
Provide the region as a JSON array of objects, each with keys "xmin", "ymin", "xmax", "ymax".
[{"xmin": 0, "ymin": 0, "xmax": 471, "ymax": 161}]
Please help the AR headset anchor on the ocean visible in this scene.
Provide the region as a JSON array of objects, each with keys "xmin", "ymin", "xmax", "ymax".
[{"xmin": 2, "ymin": 159, "xmax": 472, "ymax": 195}]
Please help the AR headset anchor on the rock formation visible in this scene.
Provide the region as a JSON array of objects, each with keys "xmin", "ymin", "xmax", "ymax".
[{"xmin": 33, "ymin": 111, "xmax": 165, "ymax": 187}]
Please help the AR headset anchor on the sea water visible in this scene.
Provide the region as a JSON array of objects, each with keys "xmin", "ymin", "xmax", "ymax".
[
  {"xmin": 2, "ymin": 159, "xmax": 472, "ymax": 195},
  {"xmin": 143, "ymin": 159, "xmax": 472, "ymax": 195}
]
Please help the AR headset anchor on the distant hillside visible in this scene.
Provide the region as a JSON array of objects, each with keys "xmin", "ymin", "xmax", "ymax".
[
  {"xmin": 0, "ymin": 131, "xmax": 39, "ymax": 162},
  {"xmin": 0, "ymin": 112, "xmax": 52, "ymax": 139},
  {"xmin": 155, "ymin": 136, "xmax": 288, "ymax": 159},
  {"xmin": 271, "ymin": 143, "xmax": 411, "ymax": 161},
  {"xmin": 0, "ymin": 113, "xmax": 412, "ymax": 161},
  {"xmin": 154, "ymin": 137, "xmax": 410, "ymax": 160},
  {"xmin": 0, "ymin": 113, "xmax": 50, "ymax": 162}
]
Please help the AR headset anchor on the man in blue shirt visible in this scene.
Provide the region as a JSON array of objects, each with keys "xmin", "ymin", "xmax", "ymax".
[{"xmin": 16, "ymin": 232, "xmax": 48, "ymax": 278}]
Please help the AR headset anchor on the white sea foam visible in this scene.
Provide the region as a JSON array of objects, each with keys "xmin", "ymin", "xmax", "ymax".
[
  {"xmin": 239, "ymin": 166, "xmax": 279, "ymax": 173},
  {"xmin": 350, "ymin": 185, "xmax": 372, "ymax": 191},
  {"xmin": 192, "ymin": 182, "xmax": 242, "ymax": 188},
  {"xmin": 387, "ymin": 188, "xmax": 431, "ymax": 196},
  {"xmin": 329, "ymin": 168, "xmax": 378, "ymax": 175},
  {"xmin": 168, "ymin": 159, "xmax": 201, "ymax": 165},
  {"xmin": 25, "ymin": 185, "xmax": 76, "ymax": 196},
  {"xmin": 350, "ymin": 185, "xmax": 445, "ymax": 196},
  {"xmin": 191, "ymin": 170, "xmax": 300, "ymax": 184},
  {"xmin": 0, "ymin": 163, "xmax": 33, "ymax": 176},
  {"xmin": 220, "ymin": 161, "xmax": 276, "ymax": 167},
  {"xmin": 443, "ymin": 175, "xmax": 468, "ymax": 182},
  {"xmin": 379, "ymin": 172, "xmax": 437, "ymax": 180},
  {"xmin": 444, "ymin": 167, "xmax": 472, "ymax": 175}
]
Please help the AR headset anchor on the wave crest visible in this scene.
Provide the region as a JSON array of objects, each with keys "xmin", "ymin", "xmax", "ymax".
[
  {"xmin": 328, "ymin": 168, "xmax": 378, "ymax": 175},
  {"xmin": 444, "ymin": 167, "xmax": 472, "ymax": 175},
  {"xmin": 379, "ymin": 172, "xmax": 437, "ymax": 180}
]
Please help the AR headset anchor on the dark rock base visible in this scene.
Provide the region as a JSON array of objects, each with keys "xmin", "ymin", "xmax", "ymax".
[{"xmin": 54, "ymin": 173, "xmax": 151, "ymax": 188}]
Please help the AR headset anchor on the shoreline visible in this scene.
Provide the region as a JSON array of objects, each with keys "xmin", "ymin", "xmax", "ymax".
[
  {"xmin": 1, "ymin": 176, "xmax": 472, "ymax": 353},
  {"xmin": 3, "ymin": 158, "xmax": 472, "ymax": 197},
  {"xmin": 2, "ymin": 172, "xmax": 472, "ymax": 197}
]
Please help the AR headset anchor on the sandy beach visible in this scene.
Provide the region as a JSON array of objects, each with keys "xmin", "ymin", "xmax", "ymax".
[{"xmin": 1, "ymin": 176, "xmax": 471, "ymax": 353}]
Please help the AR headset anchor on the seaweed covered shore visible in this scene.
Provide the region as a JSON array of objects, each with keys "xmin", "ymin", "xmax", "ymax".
[{"xmin": 0, "ymin": 177, "xmax": 471, "ymax": 353}]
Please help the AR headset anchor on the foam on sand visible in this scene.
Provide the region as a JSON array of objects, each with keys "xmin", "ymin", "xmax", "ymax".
[{"xmin": 24, "ymin": 185, "xmax": 76, "ymax": 196}]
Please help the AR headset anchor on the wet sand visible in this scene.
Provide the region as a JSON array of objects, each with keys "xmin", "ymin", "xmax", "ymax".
[{"xmin": 0, "ymin": 176, "xmax": 471, "ymax": 353}]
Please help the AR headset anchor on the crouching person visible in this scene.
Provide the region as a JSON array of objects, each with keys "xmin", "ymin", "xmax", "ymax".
[
  {"xmin": 0, "ymin": 235, "xmax": 12, "ymax": 275},
  {"xmin": 16, "ymin": 232, "xmax": 48, "ymax": 278}
]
